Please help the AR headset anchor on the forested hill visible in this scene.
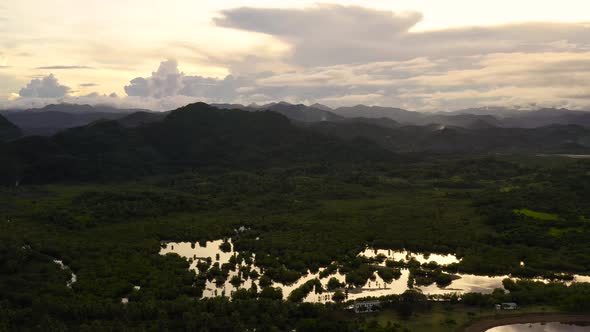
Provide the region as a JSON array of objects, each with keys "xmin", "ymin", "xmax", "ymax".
[
  {"xmin": 306, "ymin": 121, "xmax": 590, "ymax": 154},
  {"xmin": 0, "ymin": 102, "xmax": 392, "ymax": 185},
  {"xmin": 0, "ymin": 114, "xmax": 22, "ymax": 141},
  {"xmin": 3, "ymin": 101, "xmax": 590, "ymax": 186}
]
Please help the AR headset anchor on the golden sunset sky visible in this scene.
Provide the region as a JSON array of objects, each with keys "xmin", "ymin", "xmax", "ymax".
[{"xmin": 2, "ymin": 0, "xmax": 590, "ymax": 110}]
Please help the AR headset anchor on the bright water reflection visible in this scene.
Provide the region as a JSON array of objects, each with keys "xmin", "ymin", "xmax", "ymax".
[
  {"xmin": 160, "ymin": 240, "xmax": 590, "ymax": 303},
  {"xmin": 487, "ymin": 322, "xmax": 590, "ymax": 331},
  {"xmin": 53, "ymin": 259, "xmax": 77, "ymax": 288}
]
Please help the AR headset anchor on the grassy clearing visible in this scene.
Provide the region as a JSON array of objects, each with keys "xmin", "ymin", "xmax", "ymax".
[
  {"xmin": 363, "ymin": 304, "xmax": 559, "ymax": 332},
  {"xmin": 513, "ymin": 209, "xmax": 559, "ymax": 221},
  {"xmin": 548, "ymin": 227, "xmax": 583, "ymax": 237}
]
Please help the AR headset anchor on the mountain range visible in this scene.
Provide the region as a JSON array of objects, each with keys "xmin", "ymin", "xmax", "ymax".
[
  {"xmin": 1, "ymin": 101, "xmax": 589, "ymax": 186},
  {"xmin": 213, "ymin": 102, "xmax": 590, "ymax": 129},
  {"xmin": 3, "ymin": 102, "xmax": 590, "ymax": 137},
  {"xmin": 0, "ymin": 104, "xmax": 148, "ymax": 136},
  {"xmin": 0, "ymin": 102, "xmax": 390, "ymax": 185}
]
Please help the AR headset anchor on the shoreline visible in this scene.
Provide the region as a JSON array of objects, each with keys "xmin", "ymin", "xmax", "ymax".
[{"xmin": 462, "ymin": 313, "xmax": 590, "ymax": 332}]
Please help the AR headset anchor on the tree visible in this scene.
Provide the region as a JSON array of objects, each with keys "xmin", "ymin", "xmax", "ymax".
[
  {"xmin": 332, "ymin": 290, "xmax": 346, "ymax": 303},
  {"xmin": 259, "ymin": 275, "xmax": 272, "ymax": 288},
  {"xmin": 230, "ymin": 275, "xmax": 242, "ymax": 287},
  {"xmin": 327, "ymin": 277, "xmax": 344, "ymax": 291}
]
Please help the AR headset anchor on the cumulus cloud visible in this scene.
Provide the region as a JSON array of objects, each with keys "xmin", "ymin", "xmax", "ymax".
[
  {"xmin": 18, "ymin": 74, "xmax": 70, "ymax": 98},
  {"xmin": 124, "ymin": 59, "xmax": 256, "ymax": 101},
  {"xmin": 115, "ymin": 52, "xmax": 590, "ymax": 111},
  {"xmin": 125, "ymin": 59, "xmax": 184, "ymax": 98}
]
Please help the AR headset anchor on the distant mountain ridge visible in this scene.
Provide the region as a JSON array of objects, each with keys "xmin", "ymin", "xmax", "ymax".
[
  {"xmin": 0, "ymin": 102, "xmax": 392, "ymax": 185},
  {"xmin": 215, "ymin": 102, "xmax": 590, "ymax": 129},
  {"xmin": 2, "ymin": 102, "xmax": 590, "ymax": 139},
  {"xmin": 212, "ymin": 101, "xmax": 343, "ymax": 123},
  {"xmin": 306, "ymin": 121, "xmax": 590, "ymax": 154},
  {"xmin": 0, "ymin": 104, "xmax": 151, "ymax": 135},
  {"xmin": 2, "ymin": 101, "xmax": 590, "ymax": 185}
]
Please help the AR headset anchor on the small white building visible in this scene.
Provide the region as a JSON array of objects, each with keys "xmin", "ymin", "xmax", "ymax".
[
  {"xmin": 353, "ymin": 300, "xmax": 381, "ymax": 313},
  {"xmin": 500, "ymin": 302, "xmax": 518, "ymax": 310}
]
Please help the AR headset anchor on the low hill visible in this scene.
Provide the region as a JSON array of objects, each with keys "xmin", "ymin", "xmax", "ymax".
[{"xmin": 0, "ymin": 114, "xmax": 22, "ymax": 141}]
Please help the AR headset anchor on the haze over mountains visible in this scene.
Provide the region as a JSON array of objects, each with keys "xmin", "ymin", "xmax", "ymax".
[
  {"xmin": 0, "ymin": 104, "xmax": 149, "ymax": 136},
  {"xmin": 3, "ymin": 102, "xmax": 590, "ymax": 138},
  {"xmin": 1, "ymin": 101, "xmax": 590, "ymax": 186},
  {"xmin": 0, "ymin": 102, "xmax": 589, "ymax": 156}
]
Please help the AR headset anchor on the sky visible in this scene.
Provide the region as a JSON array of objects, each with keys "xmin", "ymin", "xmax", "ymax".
[{"xmin": 1, "ymin": 0, "xmax": 590, "ymax": 111}]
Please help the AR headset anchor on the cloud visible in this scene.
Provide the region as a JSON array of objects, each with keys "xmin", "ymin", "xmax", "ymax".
[
  {"xmin": 5, "ymin": 4, "xmax": 590, "ymax": 112},
  {"xmin": 18, "ymin": 74, "xmax": 70, "ymax": 98},
  {"xmin": 115, "ymin": 53, "xmax": 590, "ymax": 111},
  {"xmin": 215, "ymin": 4, "xmax": 423, "ymax": 66},
  {"xmin": 35, "ymin": 65, "xmax": 94, "ymax": 70},
  {"xmin": 215, "ymin": 5, "xmax": 590, "ymax": 66},
  {"xmin": 124, "ymin": 59, "xmax": 255, "ymax": 101},
  {"xmin": 215, "ymin": 4, "xmax": 421, "ymax": 41},
  {"xmin": 124, "ymin": 59, "xmax": 184, "ymax": 98}
]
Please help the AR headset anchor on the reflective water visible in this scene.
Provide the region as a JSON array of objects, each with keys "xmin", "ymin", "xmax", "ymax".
[
  {"xmin": 53, "ymin": 259, "xmax": 77, "ymax": 288},
  {"xmin": 358, "ymin": 247, "xmax": 461, "ymax": 265},
  {"xmin": 487, "ymin": 322, "xmax": 590, "ymax": 331},
  {"xmin": 160, "ymin": 240, "xmax": 590, "ymax": 302}
]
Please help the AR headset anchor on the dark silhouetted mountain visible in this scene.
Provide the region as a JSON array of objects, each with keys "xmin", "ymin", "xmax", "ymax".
[
  {"xmin": 419, "ymin": 114, "xmax": 501, "ymax": 128},
  {"xmin": 210, "ymin": 102, "xmax": 508, "ymax": 129},
  {"xmin": 446, "ymin": 106, "xmax": 524, "ymax": 118},
  {"xmin": 0, "ymin": 104, "xmax": 150, "ymax": 135},
  {"xmin": 213, "ymin": 101, "xmax": 343, "ymax": 122},
  {"xmin": 28, "ymin": 103, "xmax": 148, "ymax": 114},
  {"xmin": 310, "ymin": 103, "xmax": 333, "ymax": 112},
  {"xmin": 0, "ymin": 114, "xmax": 22, "ymax": 141},
  {"xmin": 337, "ymin": 117, "xmax": 400, "ymax": 129},
  {"xmin": 3, "ymin": 102, "xmax": 392, "ymax": 184},
  {"xmin": 140, "ymin": 102, "xmax": 387, "ymax": 166},
  {"xmin": 258, "ymin": 102, "xmax": 343, "ymax": 122},
  {"xmin": 331, "ymin": 104, "xmax": 504, "ymax": 128},
  {"xmin": 308, "ymin": 120, "xmax": 590, "ymax": 154},
  {"xmin": 5, "ymin": 101, "xmax": 590, "ymax": 185},
  {"xmin": 332, "ymin": 105, "xmax": 423, "ymax": 124},
  {"xmin": 332, "ymin": 104, "xmax": 590, "ymax": 129},
  {"xmin": 117, "ymin": 111, "xmax": 168, "ymax": 128},
  {"xmin": 448, "ymin": 107, "xmax": 590, "ymax": 128},
  {"xmin": 211, "ymin": 103, "xmax": 252, "ymax": 111},
  {"xmin": 500, "ymin": 108, "xmax": 590, "ymax": 128}
]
